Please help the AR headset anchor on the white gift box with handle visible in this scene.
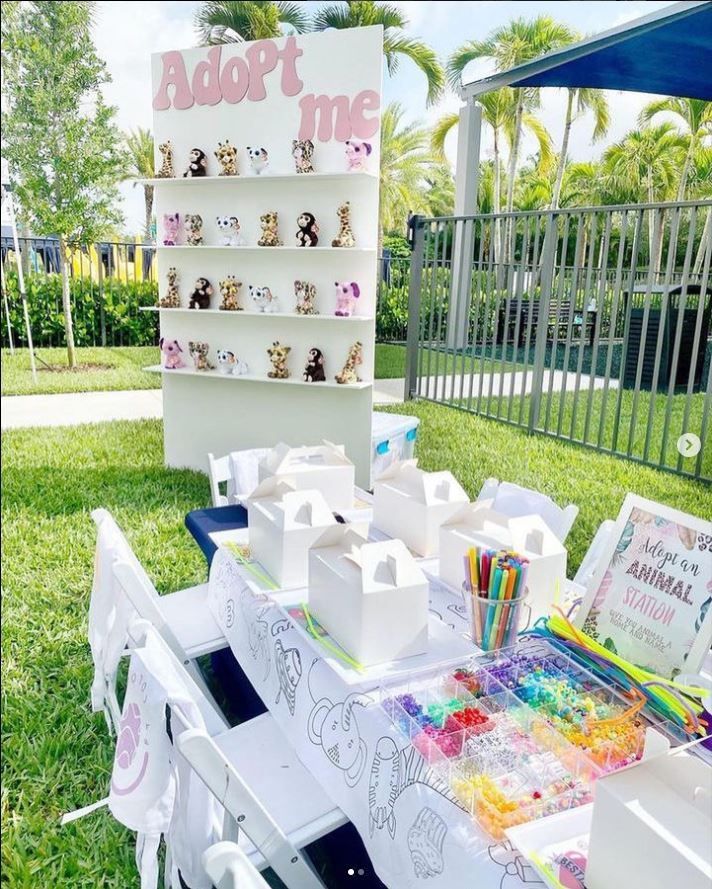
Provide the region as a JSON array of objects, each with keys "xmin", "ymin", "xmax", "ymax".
[
  {"xmin": 438, "ymin": 502, "xmax": 567, "ymax": 621},
  {"xmin": 372, "ymin": 460, "xmax": 469, "ymax": 557},
  {"xmin": 257, "ymin": 441, "xmax": 355, "ymax": 512},
  {"xmin": 246, "ymin": 478, "xmax": 337, "ymax": 589},
  {"xmin": 586, "ymin": 746, "xmax": 712, "ymax": 889},
  {"xmin": 308, "ymin": 525, "xmax": 429, "ymax": 666}
]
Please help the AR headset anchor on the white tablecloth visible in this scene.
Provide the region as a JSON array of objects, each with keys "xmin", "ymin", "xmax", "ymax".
[{"xmin": 208, "ymin": 546, "xmax": 546, "ymax": 889}]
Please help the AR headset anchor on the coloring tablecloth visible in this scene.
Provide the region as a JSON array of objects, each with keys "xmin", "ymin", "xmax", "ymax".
[{"xmin": 207, "ymin": 545, "xmax": 546, "ymax": 889}]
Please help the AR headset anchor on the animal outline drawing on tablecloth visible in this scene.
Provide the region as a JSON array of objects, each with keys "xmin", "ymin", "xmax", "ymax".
[
  {"xmin": 240, "ymin": 589, "xmax": 271, "ymax": 680},
  {"xmin": 307, "ymin": 659, "xmax": 369, "ymax": 787},
  {"xmin": 488, "ymin": 841, "xmax": 545, "ymax": 889},
  {"xmin": 407, "ymin": 807, "xmax": 447, "ymax": 880},
  {"xmin": 274, "ymin": 638, "xmax": 302, "ymax": 716}
]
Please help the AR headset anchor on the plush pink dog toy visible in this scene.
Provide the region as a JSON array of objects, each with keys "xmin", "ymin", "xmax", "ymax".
[
  {"xmin": 162, "ymin": 212, "xmax": 180, "ymax": 246},
  {"xmin": 345, "ymin": 140, "xmax": 372, "ymax": 171},
  {"xmin": 334, "ymin": 281, "xmax": 360, "ymax": 316},
  {"xmin": 160, "ymin": 337, "xmax": 184, "ymax": 369}
]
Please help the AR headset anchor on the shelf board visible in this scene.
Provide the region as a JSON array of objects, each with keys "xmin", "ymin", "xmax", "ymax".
[
  {"xmin": 145, "ymin": 365, "xmax": 371, "ymax": 390},
  {"xmin": 137, "ymin": 171, "xmax": 378, "ymax": 186},
  {"xmin": 140, "ymin": 306, "xmax": 373, "ymax": 321},
  {"xmin": 155, "ymin": 245, "xmax": 376, "ymax": 253}
]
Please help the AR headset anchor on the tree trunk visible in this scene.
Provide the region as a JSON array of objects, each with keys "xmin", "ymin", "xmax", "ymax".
[
  {"xmin": 58, "ymin": 236, "xmax": 77, "ymax": 368},
  {"xmin": 676, "ymin": 134, "xmax": 696, "ymax": 202},
  {"xmin": 551, "ymin": 91, "xmax": 574, "ymax": 210},
  {"xmin": 693, "ymin": 208, "xmax": 711, "ymax": 276},
  {"xmin": 493, "ymin": 129, "xmax": 502, "ymax": 265},
  {"xmin": 502, "ymin": 94, "xmax": 524, "ymax": 267},
  {"xmin": 143, "ymin": 184, "xmax": 154, "ymax": 242}
]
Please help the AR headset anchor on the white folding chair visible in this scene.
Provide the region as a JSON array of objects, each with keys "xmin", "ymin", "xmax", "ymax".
[
  {"xmin": 126, "ymin": 623, "xmax": 346, "ymax": 889},
  {"xmin": 203, "ymin": 842, "xmax": 270, "ymax": 889},
  {"xmin": 477, "ymin": 478, "xmax": 579, "ymax": 542},
  {"xmin": 208, "ymin": 453, "xmax": 233, "ymax": 507}
]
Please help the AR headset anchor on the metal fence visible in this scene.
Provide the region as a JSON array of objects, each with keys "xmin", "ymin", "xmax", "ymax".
[
  {"xmin": 1, "ymin": 239, "xmax": 411, "ymax": 348},
  {"xmin": 1, "ymin": 238, "xmax": 158, "ymax": 349},
  {"xmin": 405, "ymin": 200, "xmax": 712, "ymax": 481}
]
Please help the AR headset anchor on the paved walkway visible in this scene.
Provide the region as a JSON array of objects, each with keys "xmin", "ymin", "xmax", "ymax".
[
  {"xmin": 1, "ymin": 380, "xmax": 406, "ymax": 429},
  {"xmin": 1, "ymin": 369, "xmax": 617, "ymax": 430}
]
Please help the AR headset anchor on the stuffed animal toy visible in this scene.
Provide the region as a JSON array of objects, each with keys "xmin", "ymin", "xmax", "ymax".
[
  {"xmin": 189, "ymin": 277, "xmax": 213, "ymax": 309},
  {"xmin": 215, "ymin": 140, "xmax": 238, "ymax": 176},
  {"xmin": 335, "ymin": 341, "xmax": 363, "ymax": 384},
  {"xmin": 216, "ymin": 215, "xmax": 244, "ymax": 247},
  {"xmin": 159, "ymin": 266, "xmax": 181, "ymax": 308},
  {"xmin": 249, "ymin": 285, "xmax": 279, "ymax": 313},
  {"xmin": 162, "ymin": 213, "xmax": 180, "ymax": 246},
  {"xmin": 303, "ymin": 348, "xmax": 326, "ymax": 382},
  {"xmin": 267, "ymin": 341, "xmax": 291, "ymax": 379},
  {"xmin": 189, "ymin": 341, "xmax": 214, "ymax": 371},
  {"xmin": 184, "ymin": 213, "xmax": 204, "ymax": 247},
  {"xmin": 257, "ymin": 211, "xmax": 282, "ymax": 247},
  {"xmin": 331, "ymin": 202, "xmax": 355, "ymax": 248},
  {"xmin": 296, "ymin": 212, "xmax": 319, "ymax": 247},
  {"xmin": 294, "ymin": 280, "xmax": 317, "ymax": 315},
  {"xmin": 292, "ymin": 139, "xmax": 315, "ymax": 174},
  {"xmin": 216, "ymin": 349, "xmax": 249, "ymax": 375},
  {"xmin": 334, "ymin": 281, "xmax": 360, "ymax": 317},
  {"xmin": 184, "ymin": 148, "xmax": 208, "ymax": 177},
  {"xmin": 160, "ymin": 337, "xmax": 184, "ymax": 369},
  {"xmin": 247, "ymin": 146, "xmax": 269, "ymax": 175},
  {"xmin": 219, "ymin": 276, "xmax": 243, "ymax": 311},
  {"xmin": 157, "ymin": 141, "xmax": 174, "ymax": 178},
  {"xmin": 345, "ymin": 140, "xmax": 372, "ymax": 172}
]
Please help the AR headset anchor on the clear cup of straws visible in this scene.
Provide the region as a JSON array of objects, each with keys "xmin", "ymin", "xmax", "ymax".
[{"xmin": 464, "ymin": 584, "xmax": 530, "ymax": 651}]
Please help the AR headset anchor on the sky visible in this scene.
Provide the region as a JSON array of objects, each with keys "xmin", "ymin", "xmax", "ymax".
[{"xmin": 89, "ymin": 0, "xmax": 679, "ymax": 233}]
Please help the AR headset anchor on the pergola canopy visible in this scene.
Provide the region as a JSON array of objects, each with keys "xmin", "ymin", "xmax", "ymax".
[{"xmin": 461, "ymin": 1, "xmax": 712, "ymax": 101}]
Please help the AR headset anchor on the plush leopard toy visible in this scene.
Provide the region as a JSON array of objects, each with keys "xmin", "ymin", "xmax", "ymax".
[
  {"xmin": 257, "ymin": 211, "xmax": 282, "ymax": 247},
  {"xmin": 292, "ymin": 139, "xmax": 315, "ymax": 174},
  {"xmin": 157, "ymin": 141, "xmax": 174, "ymax": 179},
  {"xmin": 331, "ymin": 202, "xmax": 355, "ymax": 248},
  {"xmin": 267, "ymin": 341, "xmax": 291, "ymax": 379},
  {"xmin": 335, "ymin": 341, "xmax": 363, "ymax": 384},
  {"xmin": 294, "ymin": 280, "xmax": 317, "ymax": 315},
  {"xmin": 184, "ymin": 213, "xmax": 204, "ymax": 247},
  {"xmin": 219, "ymin": 276, "xmax": 243, "ymax": 311},
  {"xmin": 215, "ymin": 140, "xmax": 238, "ymax": 176},
  {"xmin": 159, "ymin": 266, "xmax": 180, "ymax": 308},
  {"xmin": 188, "ymin": 341, "xmax": 214, "ymax": 371}
]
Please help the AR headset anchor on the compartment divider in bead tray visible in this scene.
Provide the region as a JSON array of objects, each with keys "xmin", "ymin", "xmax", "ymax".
[{"xmin": 379, "ymin": 637, "xmax": 686, "ymax": 841}]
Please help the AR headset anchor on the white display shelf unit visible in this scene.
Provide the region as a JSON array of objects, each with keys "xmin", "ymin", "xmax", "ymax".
[
  {"xmin": 140, "ymin": 306, "xmax": 373, "ymax": 321},
  {"xmin": 145, "ymin": 364, "xmax": 371, "ymax": 390},
  {"xmin": 138, "ymin": 171, "xmax": 378, "ymax": 187}
]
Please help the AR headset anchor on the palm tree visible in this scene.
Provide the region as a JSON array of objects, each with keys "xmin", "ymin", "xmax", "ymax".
[
  {"xmin": 311, "ymin": 1, "xmax": 444, "ymax": 106},
  {"xmin": 423, "ymin": 163, "xmax": 455, "ymax": 218},
  {"xmin": 447, "ymin": 17, "xmax": 575, "ymax": 214},
  {"xmin": 551, "ymin": 87, "xmax": 609, "ymax": 208},
  {"xmin": 639, "ymin": 97, "xmax": 712, "ymax": 200},
  {"xmin": 432, "ymin": 88, "xmax": 553, "ymax": 218},
  {"xmin": 604, "ymin": 124, "xmax": 686, "ymax": 269},
  {"xmin": 195, "ymin": 1, "xmax": 308, "ymax": 43},
  {"xmin": 379, "ymin": 102, "xmax": 433, "ymax": 236},
  {"xmin": 125, "ymin": 128, "xmax": 155, "ymax": 241}
]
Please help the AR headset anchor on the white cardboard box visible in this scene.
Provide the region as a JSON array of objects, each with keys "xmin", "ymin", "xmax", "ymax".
[
  {"xmin": 258, "ymin": 441, "xmax": 355, "ymax": 512},
  {"xmin": 372, "ymin": 460, "xmax": 469, "ymax": 557},
  {"xmin": 246, "ymin": 478, "xmax": 337, "ymax": 589},
  {"xmin": 309, "ymin": 525, "xmax": 429, "ymax": 666},
  {"xmin": 439, "ymin": 502, "xmax": 567, "ymax": 622},
  {"xmin": 586, "ymin": 748, "xmax": 712, "ymax": 889}
]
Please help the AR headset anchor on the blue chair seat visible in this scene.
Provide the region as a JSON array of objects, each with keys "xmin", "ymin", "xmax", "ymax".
[{"xmin": 185, "ymin": 504, "xmax": 248, "ymax": 568}]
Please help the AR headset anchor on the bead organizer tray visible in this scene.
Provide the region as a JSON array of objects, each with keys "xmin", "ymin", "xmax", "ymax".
[{"xmin": 380, "ymin": 638, "xmax": 684, "ymax": 840}]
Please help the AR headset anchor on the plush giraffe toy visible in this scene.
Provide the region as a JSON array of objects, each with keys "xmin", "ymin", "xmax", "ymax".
[{"xmin": 331, "ymin": 202, "xmax": 355, "ymax": 248}]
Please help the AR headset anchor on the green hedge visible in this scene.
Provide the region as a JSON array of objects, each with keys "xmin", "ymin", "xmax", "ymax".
[{"xmin": 1, "ymin": 271, "xmax": 159, "ymax": 348}]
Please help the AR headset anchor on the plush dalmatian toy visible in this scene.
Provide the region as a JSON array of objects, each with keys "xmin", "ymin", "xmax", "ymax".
[{"xmin": 215, "ymin": 215, "xmax": 244, "ymax": 246}]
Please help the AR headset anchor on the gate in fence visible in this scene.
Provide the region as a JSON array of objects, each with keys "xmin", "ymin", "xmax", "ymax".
[{"xmin": 405, "ymin": 200, "xmax": 712, "ymax": 481}]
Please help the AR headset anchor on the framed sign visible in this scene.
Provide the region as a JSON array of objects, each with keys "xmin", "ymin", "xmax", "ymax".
[{"xmin": 575, "ymin": 494, "xmax": 712, "ymax": 678}]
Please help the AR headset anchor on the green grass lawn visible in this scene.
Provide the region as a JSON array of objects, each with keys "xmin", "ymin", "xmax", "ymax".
[
  {"xmin": 2, "ymin": 346, "xmax": 161, "ymax": 395},
  {"xmin": 3, "ymin": 407, "xmax": 711, "ymax": 885}
]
